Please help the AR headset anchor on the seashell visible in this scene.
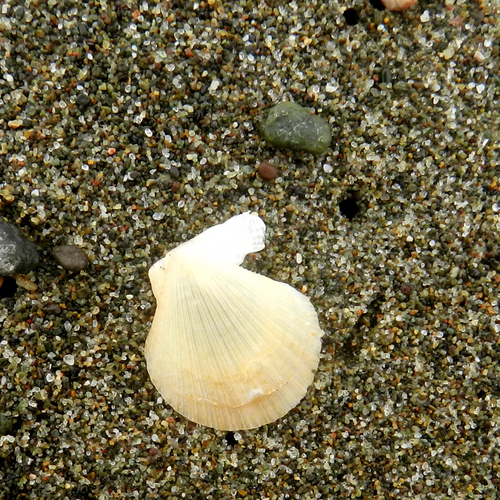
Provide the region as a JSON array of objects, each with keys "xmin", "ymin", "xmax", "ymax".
[
  {"xmin": 145, "ymin": 212, "xmax": 324, "ymax": 431},
  {"xmin": 381, "ymin": 0, "xmax": 417, "ymax": 11}
]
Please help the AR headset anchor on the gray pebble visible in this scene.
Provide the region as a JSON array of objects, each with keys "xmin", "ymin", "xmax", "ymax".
[
  {"xmin": 260, "ymin": 101, "xmax": 331, "ymax": 155},
  {"xmin": 0, "ymin": 219, "xmax": 40, "ymax": 276},
  {"xmin": 51, "ymin": 245, "xmax": 89, "ymax": 271}
]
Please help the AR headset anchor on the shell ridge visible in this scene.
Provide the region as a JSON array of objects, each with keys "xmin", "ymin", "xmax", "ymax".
[
  {"xmin": 171, "ymin": 257, "xmax": 298, "ymax": 409},
  {"xmin": 190, "ymin": 258, "xmax": 321, "ymax": 406}
]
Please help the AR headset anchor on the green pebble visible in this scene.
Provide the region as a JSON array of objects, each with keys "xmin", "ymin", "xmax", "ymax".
[{"xmin": 260, "ymin": 102, "xmax": 332, "ymax": 155}]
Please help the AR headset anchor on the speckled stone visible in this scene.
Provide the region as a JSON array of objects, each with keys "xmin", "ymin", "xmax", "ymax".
[
  {"xmin": 260, "ymin": 102, "xmax": 332, "ymax": 154},
  {"xmin": 0, "ymin": 219, "xmax": 40, "ymax": 276}
]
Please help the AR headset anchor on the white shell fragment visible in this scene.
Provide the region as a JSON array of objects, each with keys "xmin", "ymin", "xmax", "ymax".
[{"xmin": 145, "ymin": 212, "xmax": 324, "ymax": 431}]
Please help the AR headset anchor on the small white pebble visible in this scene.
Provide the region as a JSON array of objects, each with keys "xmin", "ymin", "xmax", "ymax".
[
  {"xmin": 209, "ymin": 79, "xmax": 220, "ymax": 92},
  {"xmin": 63, "ymin": 354, "xmax": 75, "ymax": 366},
  {"xmin": 420, "ymin": 10, "xmax": 430, "ymax": 22},
  {"xmin": 296, "ymin": 253, "xmax": 303, "ymax": 264},
  {"xmin": 476, "ymin": 84, "xmax": 485, "ymax": 94},
  {"xmin": 323, "ymin": 163, "xmax": 333, "ymax": 173},
  {"xmin": 443, "ymin": 46, "xmax": 455, "ymax": 60}
]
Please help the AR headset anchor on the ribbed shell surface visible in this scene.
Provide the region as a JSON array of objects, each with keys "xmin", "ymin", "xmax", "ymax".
[{"xmin": 145, "ymin": 213, "xmax": 324, "ymax": 430}]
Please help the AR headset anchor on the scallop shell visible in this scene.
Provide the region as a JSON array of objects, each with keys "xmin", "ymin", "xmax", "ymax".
[{"xmin": 145, "ymin": 212, "xmax": 324, "ymax": 431}]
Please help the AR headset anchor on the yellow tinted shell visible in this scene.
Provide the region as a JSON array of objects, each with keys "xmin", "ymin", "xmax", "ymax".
[{"xmin": 145, "ymin": 213, "xmax": 323, "ymax": 431}]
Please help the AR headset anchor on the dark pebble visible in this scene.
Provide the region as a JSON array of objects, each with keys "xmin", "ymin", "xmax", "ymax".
[
  {"xmin": 0, "ymin": 218, "xmax": 40, "ymax": 276},
  {"xmin": 76, "ymin": 92, "xmax": 90, "ymax": 107},
  {"xmin": 14, "ymin": 5, "xmax": 25, "ymax": 19},
  {"xmin": 51, "ymin": 245, "xmax": 89, "ymax": 271},
  {"xmin": 381, "ymin": 68, "xmax": 392, "ymax": 84},
  {"xmin": 258, "ymin": 162, "xmax": 278, "ymax": 180},
  {"xmin": 78, "ymin": 22, "xmax": 90, "ymax": 37}
]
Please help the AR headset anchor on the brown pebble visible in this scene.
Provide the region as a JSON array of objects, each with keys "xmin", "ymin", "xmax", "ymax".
[
  {"xmin": 257, "ymin": 162, "xmax": 277, "ymax": 180},
  {"xmin": 401, "ymin": 283, "xmax": 413, "ymax": 296},
  {"xmin": 52, "ymin": 245, "xmax": 89, "ymax": 272},
  {"xmin": 171, "ymin": 181, "xmax": 181, "ymax": 192}
]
